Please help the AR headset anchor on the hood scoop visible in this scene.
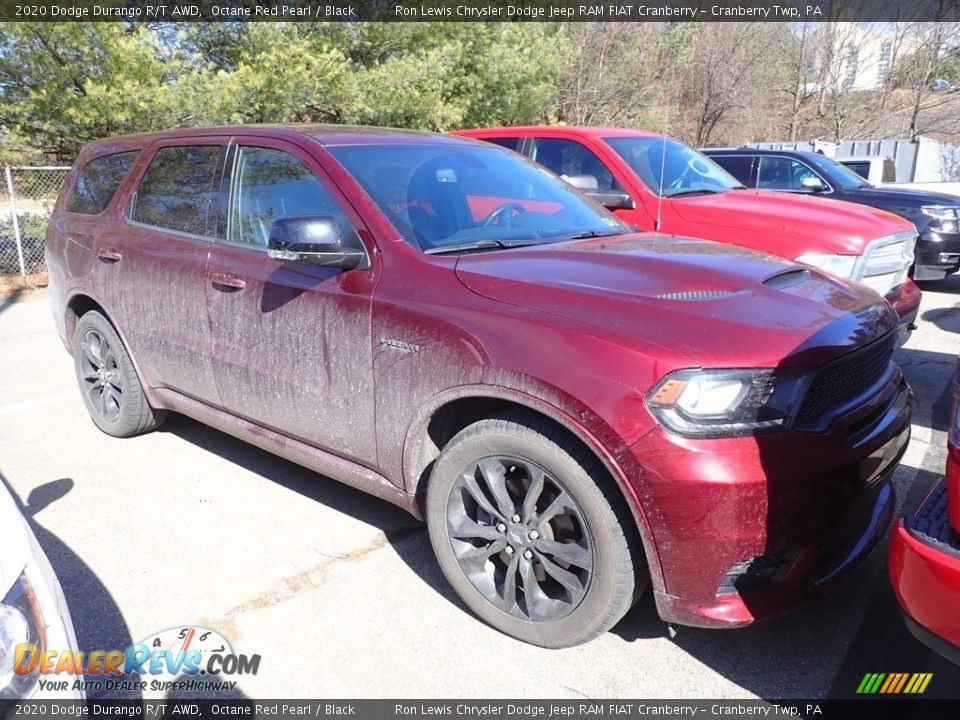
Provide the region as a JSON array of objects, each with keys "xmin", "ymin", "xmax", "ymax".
[
  {"xmin": 763, "ymin": 268, "xmax": 810, "ymax": 289},
  {"xmin": 655, "ymin": 289, "xmax": 740, "ymax": 301}
]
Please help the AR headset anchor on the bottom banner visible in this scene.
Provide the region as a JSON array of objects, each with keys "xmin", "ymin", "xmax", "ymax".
[{"xmin": 2, "ymin": 699, "xmax": 959, "ymax": 720}]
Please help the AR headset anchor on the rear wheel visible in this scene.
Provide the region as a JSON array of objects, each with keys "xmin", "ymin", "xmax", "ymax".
[
  {"xmin": 74, "ymin": 311, "xmax": 166, "ymax": 437},
  {"xmin": 426, "ymin": 412, "xmax": 644, "ymax": 647}
]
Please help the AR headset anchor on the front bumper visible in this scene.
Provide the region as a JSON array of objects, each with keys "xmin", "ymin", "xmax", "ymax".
[
  {"xmin": 631, "ymin": 370, "xmax": 912, "ymax": 629},
  {"xmin": 889, "ymin": 478, "xmax": 960, "ymax": 664},
  {"xmin": 913, "ymin": 229, "xmax": 960, "ymax": 280}
]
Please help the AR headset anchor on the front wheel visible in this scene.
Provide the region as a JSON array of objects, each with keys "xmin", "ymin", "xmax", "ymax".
[{"xmin": 426, "ymin": 412, "xmax": 644, "ymax": 647}]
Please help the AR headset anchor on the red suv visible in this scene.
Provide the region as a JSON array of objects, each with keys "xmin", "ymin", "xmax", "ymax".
[
  {"xmin": 47, "ymin": 125, "xmax": 912, "ymax": 647},
  {"xmin": 456, "ymin": 127, "xmax": 922, "ymax": 344},
  {"xmin": 889, "ymin": 357, "xmax": 960, "ymax": 664}
]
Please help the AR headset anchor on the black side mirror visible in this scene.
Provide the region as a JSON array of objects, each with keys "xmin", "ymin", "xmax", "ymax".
[{"xmin": 267, "ymin": 215, "xmax": 366, "ymax": 270}]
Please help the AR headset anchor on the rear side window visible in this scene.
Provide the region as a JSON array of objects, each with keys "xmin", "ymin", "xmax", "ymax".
[
  {"xmin": 480, "ymin": 137, "xmax": 523, "ymax": 152},
  {"xmin": 66, "ymin": 151, "xmax": 138, "ymax": 215},
  {"xmin": 711, "ymin": 155, "xmax": 755, "ymax": 187},
  {"xmin": 132, "ymin": 145, "xmax": 224, "ymax": 236}
]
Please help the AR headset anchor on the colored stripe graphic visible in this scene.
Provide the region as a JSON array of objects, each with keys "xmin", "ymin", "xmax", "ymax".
[{"xmin": 857, "ymin": 673, "xmax": 932, "ymax": 694}]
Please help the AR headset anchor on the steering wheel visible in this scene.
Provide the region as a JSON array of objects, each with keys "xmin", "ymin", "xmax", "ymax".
[{"xmin": 482, "ymin": 202, "xmax": 527, "ymax": 227}]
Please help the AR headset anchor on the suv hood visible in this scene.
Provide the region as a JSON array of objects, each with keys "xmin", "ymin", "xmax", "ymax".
[
  {"xmin": 844, "ymin": 186, "xmax": 960, "ymax": 211},
  {"xmin": 454, "ymin": 233, "xmax": 897, "ymax": 368},
  {"xmin": 670, "ymin": 189, "xmax": 915, "ymax": 254}
]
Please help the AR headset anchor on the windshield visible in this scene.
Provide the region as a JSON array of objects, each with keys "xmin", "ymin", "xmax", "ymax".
[
  {"xmin": 327, "ymin": 143, "xmax": 629, "ymax": 253},
  {"xmin": 604, "ymin": 136, "xmax": 743, "ymax": 196},
  {"xmin": 804, "ymin": 153, "xmax": 873, "ymax": 189}
]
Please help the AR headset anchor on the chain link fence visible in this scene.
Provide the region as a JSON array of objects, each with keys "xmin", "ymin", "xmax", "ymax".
[{"xmin": 1, "ymin": 166, "xmax": 71, "ymax": 276}]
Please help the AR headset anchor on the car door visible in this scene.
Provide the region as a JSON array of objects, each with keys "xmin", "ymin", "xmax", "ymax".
[
  {"xmin": 204, "ymin": 137, "xmax": 379, "ymax": 464},
  {"xmin": 107, "ymin": 140, "xmax": 227, "ymax": 403},
  {"xmin": 527, "ymin": 135, "xmax": 650, "ymax": 230}
]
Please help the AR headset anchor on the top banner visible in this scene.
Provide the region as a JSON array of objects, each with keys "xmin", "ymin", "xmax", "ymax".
[{"xmin": 0, "ymin": 0, "xmax": 958, "ymax": 22}]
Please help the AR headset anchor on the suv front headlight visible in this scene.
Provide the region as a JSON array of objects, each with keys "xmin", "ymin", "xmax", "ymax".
[
  {"xmin": 0, "ymin": 574, "xmax": 47, "ymax": 699},
  {"xmin": 921, "ymin": 205, "xmax": 959, "ymax": 234},
  {"xmin": 646, "ymin": 368, "xmax": 807, "ymax": 438},
  {"xmin": 795, "ymin": 253, "xmax": 859, "ymax": 279}
]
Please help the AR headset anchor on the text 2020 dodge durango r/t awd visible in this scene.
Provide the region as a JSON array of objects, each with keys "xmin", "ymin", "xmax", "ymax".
[{"xmin": 46, "ymin": 125, "xmax": 912, "ymax": 647}]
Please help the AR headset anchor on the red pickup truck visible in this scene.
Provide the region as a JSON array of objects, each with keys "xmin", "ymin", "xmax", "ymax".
[{"xmin": 456, "ymin": 127, "xmax": 922, "ymax": 342}]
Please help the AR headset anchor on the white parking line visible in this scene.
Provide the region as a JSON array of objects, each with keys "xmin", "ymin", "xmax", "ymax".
[{"xmin": 0, "ymin": 390, "xmax": 77, "ymax": 417}]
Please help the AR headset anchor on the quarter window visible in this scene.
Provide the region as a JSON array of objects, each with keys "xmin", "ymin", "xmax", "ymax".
[
  {"xmin": 132, "ymin": 145, "xmax": 224, "ymax": 236},
  {"xmin": 229, "ymin": 147, "xmax": 352, "ymax": 248},
  {"xmin": 66, "ymin": 151, "xmax": 138, "ymax": 215}
]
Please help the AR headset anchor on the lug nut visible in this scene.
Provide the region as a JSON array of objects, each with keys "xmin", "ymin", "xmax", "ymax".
[
  {"xmin": 528, "ymin": 530, "xmax": 540, "ymax": 540},
  {"xmin": 496, "ymin": 523, "xmax": 506, "ymax": 533},
  {"xmin": 505, "ymin": 546, "xmax": 515, "ymax": 555},
  {"xmin": 511, "ymin": 514, "xmax": 521, "ymax": 523},
  {"xmin": 523, "ymin": 550, "xmax": 534, "ymax": 560}
]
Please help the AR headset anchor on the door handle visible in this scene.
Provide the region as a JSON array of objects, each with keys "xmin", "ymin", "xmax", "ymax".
[
  {"xmin": 96, "ymin": 248, "xmax": 122, "ymax": 263},
  {"xmin": 210, "ymin": 272, "xmax": 246, "ymax": 291}
]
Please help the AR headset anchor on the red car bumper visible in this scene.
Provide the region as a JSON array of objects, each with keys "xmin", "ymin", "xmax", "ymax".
[
  {"xmin": 889, "ymin": 473, "xmax": 960, "ymax": 665},
  {"xmin": 632, "ymin": 370, "xmax": 912, "ymax": 628}
]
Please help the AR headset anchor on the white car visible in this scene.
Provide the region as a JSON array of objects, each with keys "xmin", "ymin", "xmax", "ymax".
[{"xmin": 0, "ymin": 482, "xmax": 83, "ymax": 699}]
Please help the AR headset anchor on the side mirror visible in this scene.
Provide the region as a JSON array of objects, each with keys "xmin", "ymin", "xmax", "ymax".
[
  {"xmin": 267, "ymin": 216, "xmax": 365, "ymax": 270},
  {"xmin": 561, "ymin": 175, "xmax": 636, "ymax": 210},
  {"xmin": 588, "ymin": 191, "xmax": 636, "ymax": 211},
  {"xmin": 800, "ymin": 176, "xmax": 827, "ymax": 192}
]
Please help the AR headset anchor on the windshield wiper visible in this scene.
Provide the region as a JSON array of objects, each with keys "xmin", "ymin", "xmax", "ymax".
[
  {"xmin": 425, "ymin": 239, "xmax": 512, "ymax": 256},
  {"xmin": 564, "ymin": 229, "xmax": 625, "ymax": 240},
  {"xmin": 665, "ymin": 188, "xmax": 727, "ymax": 197}
]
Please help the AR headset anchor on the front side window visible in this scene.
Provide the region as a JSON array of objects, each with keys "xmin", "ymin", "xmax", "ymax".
[
  {"xmin": 229, "ymin": 147, "xmax": 352, "ymax": 247},
  {"xmin": 67, "ymin": 151, "xmax": 138, "ymax": 215},
  {"xmin": 327, "ymin": 143, "xmax": 629, "ymax": 253},
  {"xmin": 756, "ymin": 157, "xmax": 820, "ymax": 191},
  {"xmin": 531, "ymin": 138, "xmax": 622, "ymax": 192},
  {"xmin": 604, "ymin": 137, "xmax": 743, "ymax": 197},
  {"xmin": 131, "ymin": 145, "xmax": 224, "ymax": 236}
]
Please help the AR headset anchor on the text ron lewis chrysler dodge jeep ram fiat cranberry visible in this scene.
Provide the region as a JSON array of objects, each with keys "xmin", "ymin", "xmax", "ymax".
[{"xmin": 47, "ymin": 125, "xmax": 912, "ymax": 647}]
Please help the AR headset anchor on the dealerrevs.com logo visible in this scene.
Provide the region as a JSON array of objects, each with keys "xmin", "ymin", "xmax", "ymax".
[{"xmin": 14, "ymin": 626, "xmax": 260, "ymax": 694}]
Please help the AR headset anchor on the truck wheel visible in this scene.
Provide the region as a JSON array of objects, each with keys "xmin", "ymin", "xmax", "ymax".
[
  {"xmin": 74, "ymin": 311, "xmax": 166, "ymax": 437},
  {"xmin": 426, "ymin": 412, "xmax": 643, "ymax": 647}
]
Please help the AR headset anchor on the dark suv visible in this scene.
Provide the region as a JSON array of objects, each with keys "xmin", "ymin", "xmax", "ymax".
[
  {"xmin": 47, "ymin": 125, "xmax": 912, "ymax": 647},
  {"xmin": 704, "ymin": 147, "xmax": 960, "ymax": 281}
]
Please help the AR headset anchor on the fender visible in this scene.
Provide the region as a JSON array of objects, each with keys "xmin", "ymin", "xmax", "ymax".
[
  {"xmin": 402, "ymin": 381, "xmax": 667, "ymax": 600},
  {"xmin": 63, "ymin": 287, "xmax": 165, "ymax": 411}
]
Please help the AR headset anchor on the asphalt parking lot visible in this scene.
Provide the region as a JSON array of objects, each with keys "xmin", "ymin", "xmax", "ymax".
[{"xmin": 1, "ymin": 281, "xmax": 959, "ymax": 701}]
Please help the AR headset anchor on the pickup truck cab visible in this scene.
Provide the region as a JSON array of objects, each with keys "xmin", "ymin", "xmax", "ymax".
[
  {"xmin": 47, "ymin": 124, "xmax": 912, "ymax": 647},
  {"xmin": 457, "ymin": 127, "xmax": 921, "ymax": 341},
  {"xmin": 705, "ymin": 147, "xmax": 960, "ymax": 281}
]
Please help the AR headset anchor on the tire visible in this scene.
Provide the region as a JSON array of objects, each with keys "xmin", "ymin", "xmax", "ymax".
[
  {"xmin": 426, "ymin": 411, "xmax": 644, "ymax": 648},
  {"xmin": 73, "ymin": 310, "xmax": 166, "ymax": 437}
]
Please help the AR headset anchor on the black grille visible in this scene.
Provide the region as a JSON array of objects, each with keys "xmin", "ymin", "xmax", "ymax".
[{"xmin": 796, "ymin": 331, "xmax": 895, "ymax": 427}]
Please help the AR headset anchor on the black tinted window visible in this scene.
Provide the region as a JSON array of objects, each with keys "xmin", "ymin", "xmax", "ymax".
[
  {"xmin": 132, "ymin": 146, "xmax": 223, "ymax": 236},
  {"xmin": 66, "ymin": 151, "xmax": 138, "ymax": 215},
  {"xmin": 711, "ymin": 156, "xmax": 755, "ymax": 186},
  {"xmin": 481, "ymin": 137, "xmax": 522, "ymax": 152},
  {"xmin": 230, "ymin": 147, "xmax": 351, "ymax": 247}
]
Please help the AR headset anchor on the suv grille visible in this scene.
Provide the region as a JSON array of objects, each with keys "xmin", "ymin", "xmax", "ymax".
[
  {"xmin": 854, "ymin": 231, "xmax": 915, "ymax": 298},
  {"xmin": 796, "ymin": 331, "xmax": 896, "ymax": 427}
]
